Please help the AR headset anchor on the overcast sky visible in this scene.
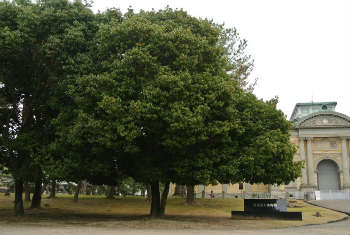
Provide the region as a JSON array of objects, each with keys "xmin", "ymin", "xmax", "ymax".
[{"xmin": 91, "ymin": 0, "xmax": 350, "ymax": 118}]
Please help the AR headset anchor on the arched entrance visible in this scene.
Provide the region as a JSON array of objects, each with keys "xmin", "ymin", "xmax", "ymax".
[{"xmin": 317, "ymin": 159, "xmax": 340, "ymax": 190}]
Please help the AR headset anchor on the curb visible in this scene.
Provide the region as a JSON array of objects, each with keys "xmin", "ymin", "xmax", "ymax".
[
  {"xmin": 305, "ymin": 200, "xmax": 350, "ymax": 216},
  {"xmin": 301, "ymin": 200, "xmax": 350, "ymax": 226}
]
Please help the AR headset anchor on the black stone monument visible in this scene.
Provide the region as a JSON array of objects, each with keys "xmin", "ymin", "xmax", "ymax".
[{"xmin": 231, "ymin": 199, "xmax": 302, "ymax": 220}]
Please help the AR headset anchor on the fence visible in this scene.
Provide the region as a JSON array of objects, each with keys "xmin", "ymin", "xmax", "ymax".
[
  {"xmin": 196, "ymin": 190, "xmax": 350, "ymax": 200},
  {"xmin": 195, "ymin": 191, "xmax": 288, "ymax": 199},
  {"xmin": 316, "ymin": 190, "xmax": 350, "ymax": 200},
  {"xmin": 287, "ymin": 190, "xmax": 350, "ymax": 200},
  {"xmin": 287, "ymin": 191, "xmax": 305, "ymax": 200}
]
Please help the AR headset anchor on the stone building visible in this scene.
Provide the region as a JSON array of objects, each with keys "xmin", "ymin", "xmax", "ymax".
[
  {"xmin": 171, "ymin": 101, "xmax": 350, "ymax": 198},
  {"xmin": 286, "ymin": 102, "xmax": 350, "ymax": 193}
]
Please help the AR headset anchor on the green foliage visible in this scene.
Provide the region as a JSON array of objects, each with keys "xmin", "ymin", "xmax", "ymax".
[
  {"xmin": 53, "ymin": 7, "xmax": 300, "ymax": 191},
  {"xmin": 117, "ymin": 177, "xmax": 146, "ymax": 196},
  {"xmin": 0, "ymin": 0, "xmax": 98, "ymax": 183},
  {"xmin": 213, "ymin": 93, "xmax": 301, "ymax": 185},
  {"xmin": 0, "ymin": 2, "xmax": 301, "ymax": 217}
]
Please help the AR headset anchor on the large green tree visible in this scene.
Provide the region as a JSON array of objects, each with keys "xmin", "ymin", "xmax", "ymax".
[
  {"xmin": 0, "ymin": 1, "xmax": 301, "ymax": 218},
  {"xmin": 52, "ymin": 7, "xmax": 301, "ymax": 217},
  {"xmin": 0, "ymin": 0, "xmax": 98, "ymax": 215}
]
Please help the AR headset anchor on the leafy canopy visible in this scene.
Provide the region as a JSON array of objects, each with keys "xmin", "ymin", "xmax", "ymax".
[{"xmin": 52, "ymin": 7, "xmax": 301, "ymax": 188}]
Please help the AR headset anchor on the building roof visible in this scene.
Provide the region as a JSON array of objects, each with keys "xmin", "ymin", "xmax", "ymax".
[
  {"xmin": 294, "ymin": 101, "xmax": 337, "ymax": 106},
  {"xmin": 290, "ymin": 101, "xmax": 337, "ymax": 121}
]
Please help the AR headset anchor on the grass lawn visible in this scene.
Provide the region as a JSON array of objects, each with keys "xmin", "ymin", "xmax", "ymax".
[{"xmin": 0, "ymin": 194, "xmax": 347, "ymax": 231}]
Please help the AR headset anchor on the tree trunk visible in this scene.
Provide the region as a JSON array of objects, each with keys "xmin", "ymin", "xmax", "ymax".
[
  {"xmin": 74, "ymin": 181, "xmax": 82, "ymax": 203},
  {"xmin": 106, "ymin": 185, "xmax": 115, "ymax": 199},
  {"xmin": 15, "ymin": 94, "xmax": 30, "ymax": 214},
  {"xmin": 24, "ymin": 182, "xmax": 31, "ymax": 201},
  {"xmin": 91, "ymin": 185, "xmax": 97, "ymax": 195},
  {"xmin": 174, "ymin": 184, "xmax": 186, "ymax": 197},
  {"xmin": 160, "ymin": 182, "xmax": 170, "ymax": 216},
  {"xmin": 31, "ymin": 179, "xmax": 42, "ymax": 209},
  {"xmin": 186, "ymin": 185, "xmax": 195, "ymax": 205},
  {"xmin": 42, "ymin": 181, "xmax": 48, "ymax": 195},
  {"xmin": 146, "ymin": 184, "xmax": 152, "ymax": 202},
  {"xmin": 150, "ymin": 181, "xmax": 161, "ymax": 217},
  {"xmin": 49, "ymin": 180, "xmax": 56, "ymax": 198},
  {"xmin": 15, "ymin": 94, "xmax": 30, "ymax": 215},
  {"xmin": 174, "ymin": 184, "xmax": 181, "ymax": 196},
  {"xmin": 79, "ymin": 180, "xmax": 87, "ymax": 195},
  {"xmin": 14, "ymin": 179, "xmax": 24, "ymax": 216}
]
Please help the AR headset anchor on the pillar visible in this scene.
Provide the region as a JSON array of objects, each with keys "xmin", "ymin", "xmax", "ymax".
[
  {"xmin": 222, "ymin": 184, "xmax": 227, "ymax": 198},
  {"xmin": 341, "ymin": 137, "xmax": 350, "ymax": 188},
  {"xmin": 244, "ymin": 183, "xmax": 251, "ymax": 192},
  {"xmin": 299, "ymin": 138, "xmax": 307, "ymax": 186},
  {"xmin": 244, "ymin": 183, "xmax": 251, "ymax": 198},
  {"xmin": 222, "ymin": 184, "xmax": 227, "ymax": 193},
  {"xmin": 306, "ymin": 137, "xmax": 315, "ymax": 187}
]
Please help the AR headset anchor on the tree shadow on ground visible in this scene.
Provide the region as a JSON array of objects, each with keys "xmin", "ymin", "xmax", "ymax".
[{"xmin": 0, "ymin": 208, "xmax": 231, "ymax": 224}]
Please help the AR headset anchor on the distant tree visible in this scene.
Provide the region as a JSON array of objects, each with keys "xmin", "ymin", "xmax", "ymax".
[
  {"xmin": 174, "ymin": 93, "xmax": 301, "ymax": 204},
  {"xmin": 174, "ymin": 184, "xmax": 186, "ymax": 197},
  {"xmin": 24, "ymin": 182, "xmax": 31, "ymax": 201},
  {"xmin": 48, "ymin": 180, "xmax": 57, "ymax": 199},
  {"xmin": 116, "ymin": 177, "xmax": 146, "ymax": 197}
]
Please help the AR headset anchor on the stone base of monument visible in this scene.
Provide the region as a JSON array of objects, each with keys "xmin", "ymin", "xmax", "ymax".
[
  {"xmin": 231, "ymin": 211, "xmax": 302, "ymax": 220},
  {"xmin": 231, "ymin": 199, "xmax": 302, "ymax": 220}
]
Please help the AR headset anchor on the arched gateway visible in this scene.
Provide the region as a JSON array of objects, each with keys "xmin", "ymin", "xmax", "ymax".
[{"xmin": 317, "ymin": 159, "xmax": 340, "ymax": 191}]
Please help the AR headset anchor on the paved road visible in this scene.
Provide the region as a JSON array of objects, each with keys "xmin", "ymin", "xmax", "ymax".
[
  {"xmin": 0, "ymin": 219, "xmax": 349, "ymax": 235},
  {"xmin": 309, "ymin": 199, "xmax": 350, "ymax": 214}
]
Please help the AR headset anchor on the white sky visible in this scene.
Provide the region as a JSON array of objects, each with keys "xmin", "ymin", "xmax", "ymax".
[{"xmin": 91, "ymin": 0, "xmax": 350, "ymax": 118}]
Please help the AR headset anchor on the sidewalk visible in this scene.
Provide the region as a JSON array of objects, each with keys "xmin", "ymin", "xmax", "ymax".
[{"xmin": 308, "ymin": 200, "xmax": 350, "ymax": 215}]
